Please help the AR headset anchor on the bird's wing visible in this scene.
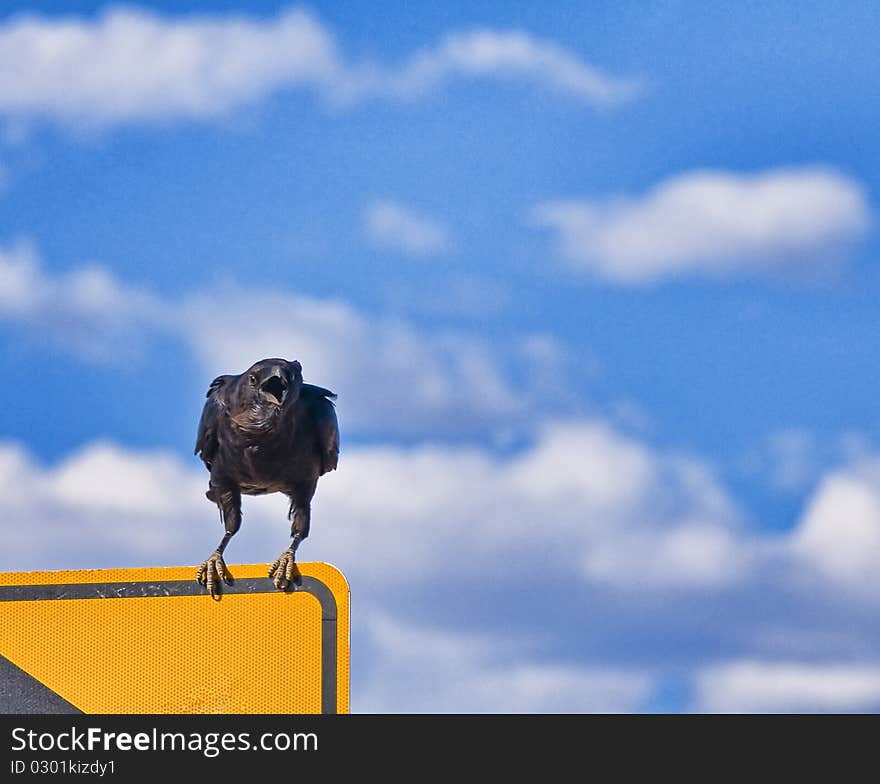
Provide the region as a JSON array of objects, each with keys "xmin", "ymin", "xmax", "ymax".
[
  {"xmin": 301, "ymin": 383, "xmax": 340, "ymax": 474},
  {"xmin": 301, "ymin": 383, "xmax": 337, "ymax": 401},
  {"xmin": 194, "ymin": 375, "xmax": 233, "ymax": 469}
]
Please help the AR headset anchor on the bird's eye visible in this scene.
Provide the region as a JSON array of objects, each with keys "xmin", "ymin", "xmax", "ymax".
[{"xmin": 248, "ymin": 374, "xmax": 257, "ymax": 385}]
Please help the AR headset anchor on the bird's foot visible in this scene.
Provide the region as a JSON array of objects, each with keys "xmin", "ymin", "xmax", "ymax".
[
  {"xmin": 196, "ymin": 551, "xmax": 232, "ymax": 598},
  {"xmin": 268, "ymin": 548, "xmax": 299, "ymax": 590}
]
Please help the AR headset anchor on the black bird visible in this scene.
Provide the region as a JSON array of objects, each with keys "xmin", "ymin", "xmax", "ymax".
[{"xmin": 193, "ymin": 357, "xmax": 339, "ymax": 596}]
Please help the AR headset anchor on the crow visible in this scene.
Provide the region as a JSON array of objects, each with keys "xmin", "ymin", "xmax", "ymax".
[{"xmin": 193, "ymin": 357, "xmax": 339, "ymax": 596}]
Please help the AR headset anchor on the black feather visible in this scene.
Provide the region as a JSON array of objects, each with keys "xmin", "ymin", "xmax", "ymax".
[{"xmin": 194, "ymin": 357, "xmax": 340, "ymax": 557}]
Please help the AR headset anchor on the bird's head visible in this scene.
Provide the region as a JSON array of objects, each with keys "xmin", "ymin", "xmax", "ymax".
[{"xmin": 230, "ymin": 358, "xmax": 303, "ymax": 430}]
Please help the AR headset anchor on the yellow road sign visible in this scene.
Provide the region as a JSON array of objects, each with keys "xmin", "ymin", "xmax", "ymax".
[{"xmin": 0, "ymin": 562, "xmax": 349, "ymax": 714}]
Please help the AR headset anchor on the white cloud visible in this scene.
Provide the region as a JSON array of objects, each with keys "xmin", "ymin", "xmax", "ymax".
[
  {"xmin": 0, "ymin": 441, "xmax": 208, "ymax": 567},
  {"xmin": 0, "ymin": 418, "xmax": 744, "ymax": 592},
  {"xmin": 0, "ymin": 241, "xmax": 166, "ymax": 360},
  {"xmin": 788, "ymin": 459, "xmax": 880, "ymax": 590},
  {"xmin": 695, "ymin": 660, "xmax": 880, "ymax": 712},
  {"xmin": 283, "ymin": 419, "xmax": 747, "ymax": 590},
  {"xmin": 357, "ymin": 612, "xmax": 651, "ymax": 713},
  {"xmin": 180, "ymin": 285, "xmax": 528, "ymax": 435},
  {"xmin": 367, "ymin": 28, "xmax": 638, "ymax": 106},
  {"xmin": 0, "ymin": 241, "xmax": 539, "ymax": 435},
  {"xmin": 582, "ymin": 520, "xmax": 744, "ymax": 589},
  {"xmin": 364, "ymin": 199, "xmax": 450, "ymax": 256},
  {"xmin": 0, "ymin": 6, "xmax": 340, "ymax": 127},
  {"xmin": 0, "ymin": 6, "xmax": 636, "ymax": 129},
  {"xmin": 530, "ymin": 167, "xmax": 871, "ymax": 284}
]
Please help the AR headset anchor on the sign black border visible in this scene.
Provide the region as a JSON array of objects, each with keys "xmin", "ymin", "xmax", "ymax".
[{"xmin": 0, "ymin": 575, "xmax": 338, "ymax": 715}]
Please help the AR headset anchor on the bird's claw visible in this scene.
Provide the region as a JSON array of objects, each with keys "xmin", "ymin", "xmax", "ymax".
[
  {"xmin": 196, "ymin": 551, "xmax": 232, "ymax": 598},
  {"xmin": 268, "ymin": 549, "xmax": 298, "ymax": 590}
]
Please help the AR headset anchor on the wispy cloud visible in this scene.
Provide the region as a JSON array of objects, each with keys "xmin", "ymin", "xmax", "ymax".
[
  {"xmin": 0, "ymin": 240, "xmax": 561, "ymax": 436},
  {"xmin": 316, "ymin": 418, "xmax": 747, "ymax": 591},
  {"xmin": 357, "ymin": 612, "xmax": 652, "ymax": 713},
  {"xmin": 356, "ymin": 28, "xmax": 639, "ymax": 106},
  {"xmin": 0, "ymin": 5, "xmax": 637, "ymax": 130},
  {"xmin": 0, "ymin": 6, "xmax": 340, "ymax": 127},
  {"xmin": 695, "ymin": 661, "xmax": 880, "ymax": 712},
  {"xmin": 0, "ymin": 411, "xmax": 754, "ymax": 709},
  {"xmin": 0, "ymin": 416, "xmax": 746, "ymax": 593},
  {"xmin": 364, "ymin": 199, "xmax": 451, "ymax": 256},
  {"xmin": 789, "ymin": 458, "xmax": 880, "ymax": 590},
  {"xmin": 0, "ymin": 241, "xmax": 167, "ymax": 360},
  {"xmin": 0, "ymin": 441, "xmax": 208, "ymax": 566},
  {"xmin": 181, "ymin": 285, "xmax": 529, "ymax": 435},
  {"xmin": 530, "ymin": 167, "xmax": 871, "ymax": 284}
]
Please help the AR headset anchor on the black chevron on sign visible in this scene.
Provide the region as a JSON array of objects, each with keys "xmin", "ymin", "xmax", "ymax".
[{"xmin": 0, "ymin": 654, "xmax": 82, "ymax": 714}]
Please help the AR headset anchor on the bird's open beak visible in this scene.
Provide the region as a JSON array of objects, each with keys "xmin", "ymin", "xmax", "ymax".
[{"xmin": 260, "ymin": 372, "xmax": 288, "ymax": 406}]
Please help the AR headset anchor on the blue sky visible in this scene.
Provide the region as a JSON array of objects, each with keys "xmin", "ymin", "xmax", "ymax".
[{"xmin": 2, "ymin": 1, "xmax": 880, "ymax": 712}]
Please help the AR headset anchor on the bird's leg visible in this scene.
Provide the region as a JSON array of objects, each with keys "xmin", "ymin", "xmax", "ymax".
[
  {"xmin": 196, "ymin": 483, "xmax": 241, "ymax": 598},
  {"xmin": 269, "ymin": 482, "xmax": 315, "ymax": 589},
  {"xmin": 267, "ymin": 507, "xmax": 308, "ymax": 590}
]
